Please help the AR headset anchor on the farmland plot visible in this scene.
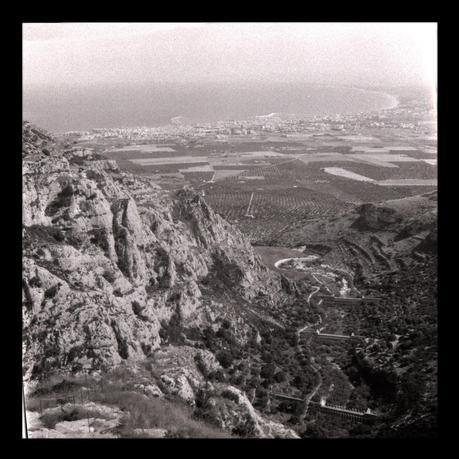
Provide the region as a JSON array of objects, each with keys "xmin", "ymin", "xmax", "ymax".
[
  {"xmin": 324, "ymin": 168, "xmax": 376, "ymax": 182},
  {"xmin": 110, "ymin": 144, "xmax": 176, "ymax": 152},
  {"xmin": 130, "ymin": 156, "xmax": 210, "ymax": 165},
  {"xmin": 181, "ymin": 171, "xmax": 215, "ymax": 183},
  {"xmin": 204, "ymin": 183, "xmax": 353, "ymax": 243},
  {"xmin": 213, "ymin": 169, "xmax": 246, "ymax": 181},
  {"xmin": 338, "ymin": 161, "xmax": 437, "ymax": 181}
]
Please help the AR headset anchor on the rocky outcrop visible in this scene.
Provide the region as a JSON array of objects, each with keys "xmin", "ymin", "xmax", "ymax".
[
  {"xmin": 200, "ymin": 385, "xmax": 300, "ymax": 438},
  {"xmin": 352, "ymin": 203, "xmax": 402, "ymax": 231},
  {"xmin": 147, "ymin": 346, "xmax": 299, "ymax": 438},
  {"xmin": 151, "ymin": 346, "xmax": 220, "ymax": 405},
  {"xmin": 22, "ymin": 121, "xmax": 58, "ymax": 158}
]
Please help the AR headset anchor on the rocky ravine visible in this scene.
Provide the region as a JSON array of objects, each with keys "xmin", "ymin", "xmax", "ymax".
[{"xmin": 22, "ymin": 122, "xmax": 300, "ymax": 438}]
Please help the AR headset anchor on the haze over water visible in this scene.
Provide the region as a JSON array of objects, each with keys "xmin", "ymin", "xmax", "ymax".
[
  {"xmin": 23, "ymin": 23, "xmax": 436, "ymax": 133},
  {"xmin": 23, "ymin": 82, "xmax": 398, "ymax": 132}
]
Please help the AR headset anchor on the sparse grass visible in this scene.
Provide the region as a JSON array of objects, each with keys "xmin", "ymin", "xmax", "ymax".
[
  {"xmin": 91, "ymin": 388, "xmax": 231, "ymax": 438},
  {"xmin": 27, "ymin": 370, "xmax": 232, "ymax": 438},
  {"xmin": 30, "ymin": 373, "xmax": 99, "ymax": 397},
  {"xmin": 39, "ymin": 405, "xmax": 113, "ymax": 429}
]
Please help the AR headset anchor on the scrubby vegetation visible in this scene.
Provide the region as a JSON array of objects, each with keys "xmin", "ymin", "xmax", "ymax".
[{"xmin": 26, "ymin": 370, "xmax": 232, "ymax": 438}]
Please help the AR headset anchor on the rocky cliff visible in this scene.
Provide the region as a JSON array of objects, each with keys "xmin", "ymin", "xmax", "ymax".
[
  {"xmin": 23, "ymin": 122, "xmax": 300, "ymax": 438},
  {"xmin": 23, "ymin": 123, "xmax": 292, "ymax": 377}
]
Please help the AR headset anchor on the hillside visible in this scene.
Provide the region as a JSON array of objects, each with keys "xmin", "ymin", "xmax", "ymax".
[
  {"xmin": 270, "ymin": 191, "xmax": 437, "ymax": 280},
  {"xmin": 259, "ymin": 189, "xmax": 437, "ymax": 438},
  {"xmin": 23, "ymin": 122, "xmax": 308, "ymax": 438}
]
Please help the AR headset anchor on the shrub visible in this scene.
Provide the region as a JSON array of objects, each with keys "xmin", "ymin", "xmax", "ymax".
[
  {"xmin": 61, "ymin": 184, "xmax": 74, "ymax": 197},
  {"xmin": 261, "ymin": 352, "xmax": 273, "ymax": 363},
  {"xmin": 53, "ymin": 230, "xmax": 65, "ymax": 242},
  {"xmin": 102, "ymin": 270, "xmax": 116, "ymax": 283},
  {"xmin": 216, "ymin": 350, "xmax": 234, "ymax": 369},
  {"xmin": 131, "ymin": 301, "xmax": 142, "ymax": 316},
  {"xmin": 230, "ymin": 374, "xmax": 245, "ymax": 386},
  {"xmin": 184, "ymin": 327, "xmax": 201, "ymax": 341},
  {"xmin": 261, "ymin": 379, "xmax": 271, "ymax": 389},
  {"xmin": 260, "ymin": 363, "xmax": 276, "ymax": 380},
  {"xmin": 28, "ymin": 276, "xmax": 42, "ymax": 288},
  {"xmin": 221, "ymin": 389, "xmax": 240, "ymax": 403},
  {"xmin": 44, "ymin": 285, "xmax": 59, "ymax": 299},
  {"xmin": 209, "ymin": 370, "xmax": 226, "ymax": 382},
  {"xmin": 274, "ymin": 371, "xmax": 287, "ymax": 383}
]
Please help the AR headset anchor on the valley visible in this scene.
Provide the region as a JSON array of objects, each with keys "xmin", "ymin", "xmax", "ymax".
[{"xmin": 22, "ymin": 86, "xmax": 437, "ymax": 438}]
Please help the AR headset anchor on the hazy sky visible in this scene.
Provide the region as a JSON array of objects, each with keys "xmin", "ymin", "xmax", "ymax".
[{"xmin": 23, "ymin": 22, "xmax": 437, "ymax": 88}]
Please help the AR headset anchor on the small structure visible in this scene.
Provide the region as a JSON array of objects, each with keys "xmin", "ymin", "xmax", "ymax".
[{"xmin": 319, "ymin": 295, "xmax": 382, "ymax": 308}]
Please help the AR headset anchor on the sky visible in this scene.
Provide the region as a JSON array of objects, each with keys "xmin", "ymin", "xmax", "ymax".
[{"xmin": 23, "ymin": 22, "xmax": 437, "ymax": 89}]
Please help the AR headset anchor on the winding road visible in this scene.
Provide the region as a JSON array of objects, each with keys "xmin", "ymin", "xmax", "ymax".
[
  {"xmin": 307, "ymin": 285, "xmax": 321, "ymax": 306},
  {"xmin": 295, "ymin": 283, "xmax": 324, "ymax": 419}
]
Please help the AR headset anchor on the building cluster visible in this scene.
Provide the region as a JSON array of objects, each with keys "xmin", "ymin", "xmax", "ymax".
[{"xmin": 62, "ymin": 99, "xmax": 436, "ymax": 145}]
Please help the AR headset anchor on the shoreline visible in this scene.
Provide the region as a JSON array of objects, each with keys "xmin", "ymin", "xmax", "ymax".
[
  {"xmin": 31, "ymin": 85, "xmax": 402, "ymax": 135},
  {"xmin": 376, "ymin": 91, "xmax": 400, "ymax": 111}
]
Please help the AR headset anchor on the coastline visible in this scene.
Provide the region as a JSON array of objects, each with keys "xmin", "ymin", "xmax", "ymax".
[
  {"xmin": 30, "ymin": 84, "xmax": 403, "ymax": 134},
  {"xmin": 372, "ymin": 90, "xmax": 399, "ymax": 112}
]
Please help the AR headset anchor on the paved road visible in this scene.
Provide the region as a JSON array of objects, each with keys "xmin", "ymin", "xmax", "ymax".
[
  {"xmin": 307, "ymin": 285, "xmax": 321, "ymax": 305},
  {"xmin": 311, "ymin": 273, "xmax": 333, "ymax": 294}
]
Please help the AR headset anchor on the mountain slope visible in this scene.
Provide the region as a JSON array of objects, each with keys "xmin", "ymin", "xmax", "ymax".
[
  {"xmin": 23, "ymin": 122, "xmax": 304, "ymax": 438},
  {"xmin": 22, "ymin": 123, "xmax": 298, "ymax": 377}
]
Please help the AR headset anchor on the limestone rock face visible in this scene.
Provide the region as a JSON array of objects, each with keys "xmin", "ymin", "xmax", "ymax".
[
  {"xmin": 22, "ymin": 123, "xmax": 291, "ymax": 381},
  {"xmin": 111, "ymin": 198, "xmax": 147, "ymax": 283},
  {"xmin": 26, "ymin": 402, "xmax": 123, "ymax": 438},
  {"xmin": 22, "ymin": 121, "xmax": 58, "ymax": 158},
  {"xmin": 145, "ymin": 345, "xmax": 298, "ymax": 438},
  {"xmin": 152, "ymin": 346, "xmax": 216, "ymax": 405}
]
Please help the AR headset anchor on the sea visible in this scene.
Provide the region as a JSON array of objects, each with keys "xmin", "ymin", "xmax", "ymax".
[{"xmin": 22, "ymin": 82, "xmax": 398, "ymax": 134}]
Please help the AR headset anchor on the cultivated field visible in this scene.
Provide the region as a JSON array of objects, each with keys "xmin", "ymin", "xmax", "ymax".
[
  {"xmin": 324, "ymin": 167, "xmax": 376, "ymax": 182},
  {"xmin": 81, "ymin": 118, "xmax": 437, "ymax": 245}
]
